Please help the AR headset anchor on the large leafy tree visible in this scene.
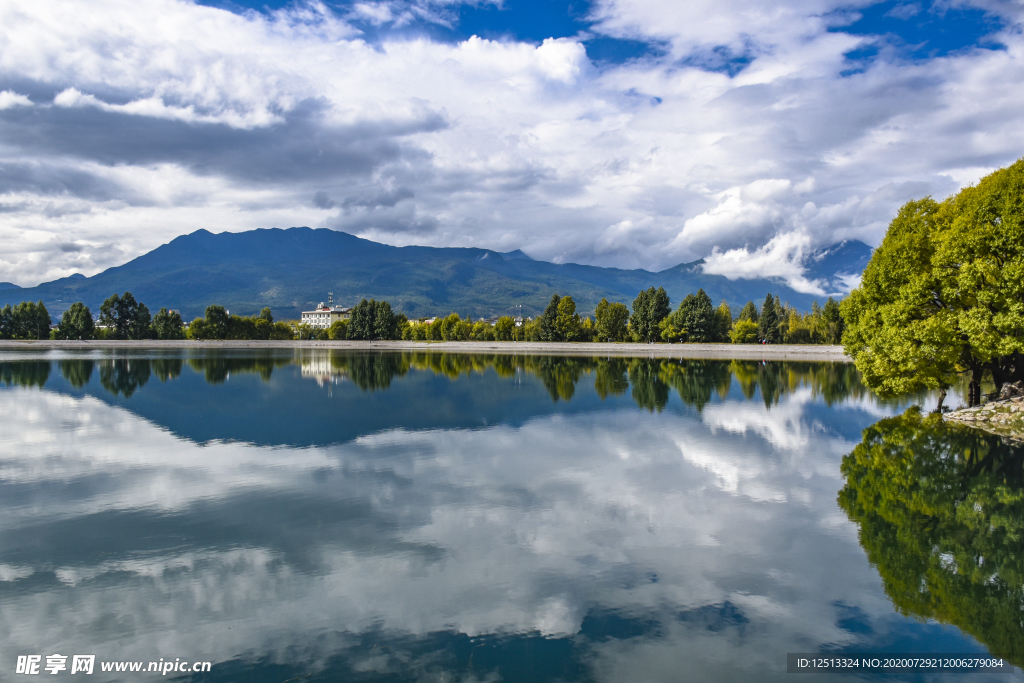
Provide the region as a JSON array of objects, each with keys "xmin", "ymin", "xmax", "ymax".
[
  {"xmin": 631, "ymin": 287, "xmax": 670, "ymax": 343},
  {"xmin": 0, "ymin": 300, "xmax": 53, "ymax": 339},
  {"xmin": 494, "ymin": 316, "xmax": 515, "ymax": 341},
  {"xmin": 839, "ymin": 408, "xmax": 1024, "ymax": 665},
  {"xmin": 555, "ymin": 295, "xmax": 581, "ymax": 341},
  {"xmin": 373, "ymin": 300, "xmax": 399, "ymax": 340},
  {"xmin": 151, "ymin": 308, "xmax": 185, "ymax": 340},
  {"xmin": 7, "ymin": 300, "xmax": 53, "ymax": 339},
  {"xmin": 594, "ymin": 298, "xmax": 629, "ymax": 342},
  {"xmin": 842, "ymin": 158, "xmax": 1024, "ymax": 407},
  {"xmin": 56, "ymin": 302, "xmax": 95, "ymax": 340},
  {"xmin": 347, "ymin": 299, "xmax": 401, "ymax": 340},
  {"xmin": 203, "ymin": 305, "xmax": 231, "ymax": 339},
  {"xmin": 99, "ymin": 292, "xmax": 152, "ymax": 340}
]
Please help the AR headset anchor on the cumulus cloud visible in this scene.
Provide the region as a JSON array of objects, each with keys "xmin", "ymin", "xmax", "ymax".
[
  {"xmin": 0, "ymin": 0, "xmax": 1022, "ymax": 285},
  {"xmin": 701, "ymin": 231, "xmax": 827, "ymax": 295},
  {"xmin": 0, "ymin": 90, "xmax": 32, "ymax": 109}
]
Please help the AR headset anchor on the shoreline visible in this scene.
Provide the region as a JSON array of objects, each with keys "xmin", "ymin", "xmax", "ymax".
[
  {"xmin": 0, "ymin": 339, "xmax": 851, "ymax": 361},
  {"xmin": 945, "ymin": 395, "xmax": 1024, "ymax": 445}
]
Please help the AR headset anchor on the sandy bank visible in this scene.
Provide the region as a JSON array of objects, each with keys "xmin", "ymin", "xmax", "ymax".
[{"xmin": 0, "ymin": 339, "xmax": 850, "ymax": 361}]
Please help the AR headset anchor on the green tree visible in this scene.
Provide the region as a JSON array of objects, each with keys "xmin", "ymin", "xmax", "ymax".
[
  {"xmin": 186, "ymin": 317, "xmax": 209, "ymax": 339},
  {"xmin": 258, "ymin": 307, "xmax": 273, "ymax": 323},
  {"xmin": 347, "ymin": 299, "xmax": 374, "ymax": 340},
  {"xmin": 595, "ymin": 298, "xmax": 629, "ymax": 342},
  {"xmin": 0, "ymin": 304, "xmax": 12, "ymax": 339},
  {"xmin": 839, "ymin": 407, "xmax": 1024, "ymax": 665},
  {"xmin": 538, "ymin": 294, "xmax": 562, "ymax": 341},
  {"xmin": 99, "ymin": 292, "xmax": 152, "ymax": 340},
  {"xmin": 374, "ymin": 300, "xmax": 399, "ymax": 340},
  {"xmin": 683, "ymin": 289, "xmax": 715, "ymax": 342},
  {"xmin": 438, "ymin": 313, "xmax": 463, "ymax": 341},
  {"xmin": 843, "ymin": 160, "xmax": 1024, "ymax": 408},
  {"xmin": 346, "ymin": 299, "xmax": 401, "ymax": 340},
  {"xmin": 555, "ymin": 296, "xmax": 581, "ymax": 341},
  {"xmin": 470, "ymin": 321, "xmax": 494, "ymax": 341},
  {"xmin": 730, "ymin": 319, "xmax": 759, "ymax": 344},
  {"xmin": 202, "ymin": 305, "xmax": 230, "ymax": 340},
  {"xmin": 712, "ymin": 301, "xmax": 732, "ymax": 342},
  {"xmin": 631, "ymin": 287, "xmax": 670, "ymax": 343},
  {"xmin": 328, "ymin": 319, "xmax": 349, "ymax": 340},
  {"xmin": 55, "ymin": 302, "xmax": 95, "ymax": 340},
  {"xmin": 9, "ymin": 300, "xmax": 52, "ymax": 339},
  {"xmin": 738, "ymin": 300, "xmax": 759, "ymax": 323},
  {"xmin": 841, "ymin": 198, "xmax": 961, "ymax": 408},
  {"xmin": 822, "ymin": 297, "xmax": 843, "ymax": 344},
  {"xmin": 660, "ymin": 294, "xmax": 691, "ymax": 343},
  {"xmin": 151, "ymin": 308, "xmax": 185, "ymax": 340},
  {"xmin": 758, "ymin": 293, "xmax": 780, "ymax": 343},
  {"xmin": 494, "ymin": 316, "xmax": 515, "ymax": 341},
  {"xmin": 269, "ymin": 321, "xmax": 294, "ymax": 340}
]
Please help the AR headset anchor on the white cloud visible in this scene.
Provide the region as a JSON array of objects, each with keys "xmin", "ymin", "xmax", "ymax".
[
  {"xmin": 0, "ymin": 90, "xmax": 32, "ymax": 109},
  {"xmin": 701, "ymin": 231, "xmax": 827, "ymax": 294},
  {"xmin": 0, "ymin": 0, "xmax": 1022, "ymax": 285}
]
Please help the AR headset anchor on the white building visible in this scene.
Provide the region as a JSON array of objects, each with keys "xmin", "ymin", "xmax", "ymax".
[{"xmin": 300, "ymin": 302, "xmax": 352, "ymax": 329}]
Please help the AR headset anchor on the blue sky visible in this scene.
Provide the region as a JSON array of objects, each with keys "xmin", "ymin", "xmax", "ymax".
[
  {"xmin": 196, "ymin": 0, "xmax": 1007, "ymax": 64},
  {"xmin": 0, "ymin": 0, "xmax": 1021, "ymax": 291}
]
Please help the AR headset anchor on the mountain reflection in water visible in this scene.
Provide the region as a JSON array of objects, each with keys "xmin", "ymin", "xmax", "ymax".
[{"xmin": 0, "ymin": 350, "xmax": 1010, "ymax": 682}]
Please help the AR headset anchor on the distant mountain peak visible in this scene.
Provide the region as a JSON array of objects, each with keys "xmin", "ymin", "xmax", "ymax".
[
  {"xmin": 500, "ymin": 249, "xmax": 533, "ymax": 261},
  {"xmin": 0, "ymin": 281, "xmax": 21, "ymax": 291}
]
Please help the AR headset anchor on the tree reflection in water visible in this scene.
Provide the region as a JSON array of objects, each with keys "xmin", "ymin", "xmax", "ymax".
[
  {"xmin": 7, "ymin": 351, "xmax": 877, "ymax": 412},
  {"xmin": 99, "ymin": 358, "xmax": 151, "ymax": 397},
  {"xmin": 187, "ymin": 353, "xmax": 292, "ymax": 384},
  {"xmin": 839, "ymin": 407, "xmax": 1024, "ymax": 665},
  {"xmin": 0, "ymin": 360, "xmax": 50, "ymax": 388},
  {"xmin": 58, "ymin": 359, "xmax": 93, "ymax": 388}
]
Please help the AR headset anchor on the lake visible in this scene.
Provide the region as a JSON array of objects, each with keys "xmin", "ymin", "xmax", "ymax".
[{"xmin": 1, "ymin": 348, "xmax": 1020, "ymax": 681}]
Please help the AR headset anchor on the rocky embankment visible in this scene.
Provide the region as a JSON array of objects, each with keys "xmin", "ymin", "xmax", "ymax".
[{"xmin": 945, "ymin": 382, "xmax": 1024, "ymax": 444}]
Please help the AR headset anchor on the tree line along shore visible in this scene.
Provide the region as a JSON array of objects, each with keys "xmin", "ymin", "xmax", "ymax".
[{"xmin": 1, "ymin": 288, "xmax": 845, "ymax": 346}]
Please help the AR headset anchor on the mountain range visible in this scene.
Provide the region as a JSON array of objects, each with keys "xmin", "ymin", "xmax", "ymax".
[{"xmin": 0, "ymin": 228, "xmax": 872, "ymax": 321}]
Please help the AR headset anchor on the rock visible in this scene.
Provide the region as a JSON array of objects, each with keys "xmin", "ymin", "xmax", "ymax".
[{"xmin": 1001, "ymin": 383, "xmax": 1014, "ymax": 399}]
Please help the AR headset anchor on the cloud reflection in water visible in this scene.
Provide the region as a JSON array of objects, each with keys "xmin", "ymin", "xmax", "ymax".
[{"xmin": 0, "ymin": 352, "xmax": 994, "ymax": 682}]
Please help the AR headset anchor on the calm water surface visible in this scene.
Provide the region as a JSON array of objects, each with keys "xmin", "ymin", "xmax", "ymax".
[{"xmin": 0, "ymin": 349, "xmax": 1020, "ymax": 682}]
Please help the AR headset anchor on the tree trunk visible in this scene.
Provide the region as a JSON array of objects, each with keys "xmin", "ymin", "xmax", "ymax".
[
  {"xmin": 936, "ymin": 387, "xmax": 946, "ymax": 413},
  {"xmin": 967, "ymin": 365, "xmax": 984, "ymax": 407}
]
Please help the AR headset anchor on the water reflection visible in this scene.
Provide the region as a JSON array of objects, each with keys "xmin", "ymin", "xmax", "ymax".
[
  {"xmin": 0, "ymin": 350, "xmax": 1002, "ymax": 682},
  {"xmin": 0, "ymin": 360, "xmax": 49, "ymax": 388},
  {"xmin": 839, "ymin": 407, "xmax": 1024, "ymax": 666},
  {"xmin": 58, "ymin": 359, "xmax": 93, "ymax": 388},
  {"xmin": 17, "ymin": 351, "xmax": 876, "ymax": 414}
]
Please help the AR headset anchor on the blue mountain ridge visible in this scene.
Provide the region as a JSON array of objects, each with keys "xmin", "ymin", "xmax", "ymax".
[{"xmin": 0, "ymin": 227, "xmax": 872, "ymax": 320}]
